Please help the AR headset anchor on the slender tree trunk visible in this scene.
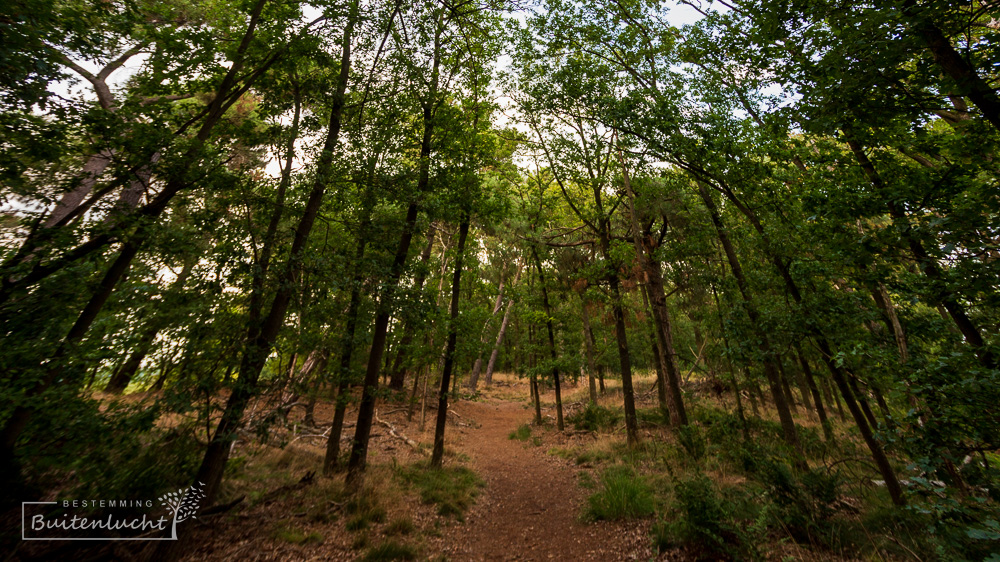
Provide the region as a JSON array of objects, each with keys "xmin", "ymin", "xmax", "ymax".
[
  {"xmin": 794, "ymin": 343, "xmax": 833, "ymax": 443},
  {"xmin": 347, "ymin": 15, "xmax": 442, "ymax": 483},
  {"xmin": 640, "ymin": 284, "xmax": 671, "ymax": 418},
  {"xmin": 105, "ymin": 259, "xmax": 195, "ymax": 394},
  {"xmin": 697, "ymin": 184, "xmax": 804, "ymax": 464},
  {"xmin": 844, "ymin": 133, "xmax": 993, "ymax": 368},
  {"xmin": 818, "ymin": 348, "xmax": 905, "ymax": 505},
  {"xmin": 469, "ymin": 266, "xmax": 517, "ymax": 391},
  {"xmin": 431, "ymin": 218, "xmax": 470, "ymax": 467},
  {"xmin": 621, "ymin": 150, "xmax": 687, "ymax": 426},
  {"xmin": 483, "ymin": 297, "xmax": 514, "ymax": 386},
  {"xmin": 902, "ymin": 0, "xmax": 1000, "ymax": 132},
  {"xmin": 194, "ymin": 3, "xmax": 356, "ymax": 504},
  {"xmin": 531, "ymin": 247, "xmax": 564, "ymax": 431},
  {"xmin": 580, "ymin": 297, "xmax": 598, "ymax": 404},
  {"xmin": 711, "ymin": 283, "xmax": 750, "ymax": 439},
  {"xmin": 777, "ymin": 360, "xmax": 799, "ymax": 414},
  {"xmin": 387, "ymin": 229, "xmax": 435, "ymax": 390}
]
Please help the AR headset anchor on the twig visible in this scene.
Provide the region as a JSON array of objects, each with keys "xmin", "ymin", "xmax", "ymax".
[{"xmin": 375, "ymin": 410, "xmax": 427, "ymax": 455}]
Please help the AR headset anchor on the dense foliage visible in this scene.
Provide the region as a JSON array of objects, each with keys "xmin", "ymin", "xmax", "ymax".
[{"xmin": 1, "ymin": 0, "xmax": 998, "ymax": 558}]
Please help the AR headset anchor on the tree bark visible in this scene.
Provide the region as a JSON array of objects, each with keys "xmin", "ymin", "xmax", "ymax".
[
  {"xmin": 194, "ymin": 1, "xmax": 356, "ymax": 503},
  {"xmin": 844, "ymin": 133, "xmax": 993, "ymax": 368},
  {"xmin": 902, "ymin": 0, "xmax": 1000, "ymax": 132},
  {"xmin": 580, "ymin": 297, "xmax": 599, "ymax": 404},
  {"xmin": 347, "ymin": 11, "xmax": 442, "ymax": 483},
  {"xmin": 696, "ymin": 183, "xmax": 804, "ymax": 465},
  {"xmin": 431, "ymin": 217, "xmax": 470, "ymax": 466},
  {"xmin": 531, "ymin": 247, "xmax": 564, "ymax": 431}
]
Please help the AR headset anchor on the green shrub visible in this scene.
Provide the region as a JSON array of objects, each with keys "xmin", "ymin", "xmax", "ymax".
[
  {"xmin": 676, "ymin": 425, "xmax": 706, "ymax": 460},
  {"xmin": 568, "ymin": 403, "xmax": 622, "ymax": 432},
  {"xmin": 508, "ymin": 424, "xmax": 532, "ymax": 441},
  {"xmin": 361, "ymin": 540, "xmax": 418, "ymax": 561},
  {"xmin": 654, "ymin": 473, "xmax": 751, "ymax": 559},
  {"xmin": 585, "ymin": 465, "xmax": 655, "ymax": 521}
]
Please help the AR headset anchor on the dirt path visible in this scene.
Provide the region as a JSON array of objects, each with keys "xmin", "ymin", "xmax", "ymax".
[
  {"xmin": 178, "ymin": 381, "xmax": 657, "ymax": 561},
  {"xmin": 434, "ymin": 398, "xmax": 652, "ymax": 561}
]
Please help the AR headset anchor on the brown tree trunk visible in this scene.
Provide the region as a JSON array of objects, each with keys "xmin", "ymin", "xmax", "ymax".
[
  {"xmin": 347, "ymin": 13, "xmax": 442, "ymax": 483},
  {"xmin": 902, "ymin": 0, "xmax": 1000, "ymax": 132},
  {"xmin": 531, "ymin": 247, "xmax": 564, "ymax": 431},
  {"xmin": 619, "ymin": 148, "xmax": 686, "ymax": 426},
  {"xmin": 580, "ymin": 298, "xmax": 599, "ymax": 404},
  {"xmin": 844, "ymin": 133, "xmax": 993, "ymax": 368},
  {"xmin": 193, "ymin": 2, "xmax": 356, "ymax": 504},
  {"xmin": 641, "ymin": 284, "xmax": 671, "ymax": 419},
  {"xmin": 388, "ymin": 228, "xmax": 437, "ymax": 390},
  {"xmin": 794, "ymin": 343, "xmax": 834, "ymax": 443},
  {"xmin": 483, "ymin": 298, "xmax": 513, "ymax": 386},
  {"xmin": 697, "ymin": 183, "xmax": 804, "ymax": 465},
  {"xmin": 431, "ymin": 217, "xmax": 470, "ymax": 466}
]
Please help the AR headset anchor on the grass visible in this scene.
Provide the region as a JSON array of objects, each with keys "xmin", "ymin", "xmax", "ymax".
[
  {"xmin": 508, "ymin": 423, "xmax": 532, "ymax": 441},
  {"xmin": 344, "ymin": 488, "xmax": 387, "ymax": 531},
  {"xmin": 585, "ymin": 465, "xmax": 655, "ymax": 521},
  {"xmin": 271, "ymin": 522, "xmax": 324, "ymax": 545},
  {"xmin": 384, "ymin": 517, "xmax": 416, "ymax": 536},
  {"xmin": 361, "ymin": 540, "xmax": 419, "ymax": 561},
  {"xmin": 567, "ymin": 403, "xmax": 622, "ymax": 432},
  {"xmin": 396, "ymin": 462, "xmax": 484, "ymax": 520}
]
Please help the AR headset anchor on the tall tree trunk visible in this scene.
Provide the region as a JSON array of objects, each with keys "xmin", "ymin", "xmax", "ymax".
[
  {"xmin": 794, "ymin": 343, "xmax": 834, "ymax": 443},
  {"xmin": 388, "ymin": 228, "xmax": 437, "ymax": 390},
  {"xmin": 901, "ymin": 0, "xmax": 1000, "ymax": 132},
  {"xmin": 619, "ymin": 148, "xmax": 686, "ymax": 426},
  {"xmin": 347, "ymin": 13, "xmax": 442, "ymax": 483},
  {"xmin": 640, "ymin": 285, "xmax": 671, "ymax": 418},
  {"xmin": 467, "ymin": 267, "xmax": 512, "ymax": 391},
  {"xmin": 0, "ymin": 0, "xmax": 273, "ymax": 309},
  {"xmin": 697, "ymin": 183, "xmax": 804, "ymax": 463},
  {"xmin": 431, "ymin": 217, "xmax": 470, "ymax": 466},
  {"xmin": 483, "ymin": 296, "xmax": 514, "ymax": 386},
  {"xmin": 531, "ymin": 247, "xmax": 564, "ymax": 431},
  {"xmin": 105, "ymin": 259, "xmax": 195, "ymax": 394},
  {"xmin": 580, "ymin": 297, "xmax": 598, "ymax": 404},
  {"xmin": 844, "ymin": 132, "xmax": 993, "ymax": 368},
  {"xmin": 192, "ymin": 2, "xmax": 356, "ymax": 504},
  {"xmin": 711, "ymin": 283, "xmax": 750, "ymax": 439}
]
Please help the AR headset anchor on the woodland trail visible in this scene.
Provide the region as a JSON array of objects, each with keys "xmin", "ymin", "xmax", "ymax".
[
  {"xmin": 180, "ymin": 379, "xmax": 658, "ymax": 561},
  {"xmin": 433, "ymin": 395, "xmax": 653, "ymax": 561}
]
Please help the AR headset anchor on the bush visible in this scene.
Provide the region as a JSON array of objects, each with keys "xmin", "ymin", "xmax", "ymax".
[
  {"xmin": 568, "ymin": 403, "xmax": 622, "ymax": 432},
  {"xmin": 509, "ymin": 424, "xmax": 532, "ymax": 441},
  {"xmin": 585, "ymin": 465, "xmax": 655, "ymax": 521},
  {"xmin": 676, "ymin": 425, "xmax": 706, "ymax": 460},
  {"xmin": 653, "ymin": 473, "xmax": 752, "ymax": 560}
]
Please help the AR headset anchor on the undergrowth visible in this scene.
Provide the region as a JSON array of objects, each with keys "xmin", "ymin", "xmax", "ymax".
[{"xmin": 395, "ymin": 462, "xmax": 483, "ymax": 520}]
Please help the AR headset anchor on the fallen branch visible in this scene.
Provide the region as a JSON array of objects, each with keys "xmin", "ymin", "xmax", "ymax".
[
  {"xmin": 375, "ymin": 410, "xmax": 427, "ymax": 455},
  {"xmin": 200, "ymin": 495, "xmax": 246, "ymax": 516}
]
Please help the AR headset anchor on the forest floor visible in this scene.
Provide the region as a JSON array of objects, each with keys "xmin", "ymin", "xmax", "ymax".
[{"xmin": 179, "ymin": 374, "xmax": 667, "ymax": 561}]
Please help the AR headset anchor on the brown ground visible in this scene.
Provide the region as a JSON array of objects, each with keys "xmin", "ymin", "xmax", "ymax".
[
  {"xmin": 430, "ymin": 398, "xmax": 651, "ymax": 561},
  {"xmin": 179, "ymin": 375, "xmax": 658, "ymax": 561}
]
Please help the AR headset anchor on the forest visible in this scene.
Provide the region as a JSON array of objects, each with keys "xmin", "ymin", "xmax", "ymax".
[{"xmin": 1, "ymin": 0, "xmax": 999, "ymax": 560}]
